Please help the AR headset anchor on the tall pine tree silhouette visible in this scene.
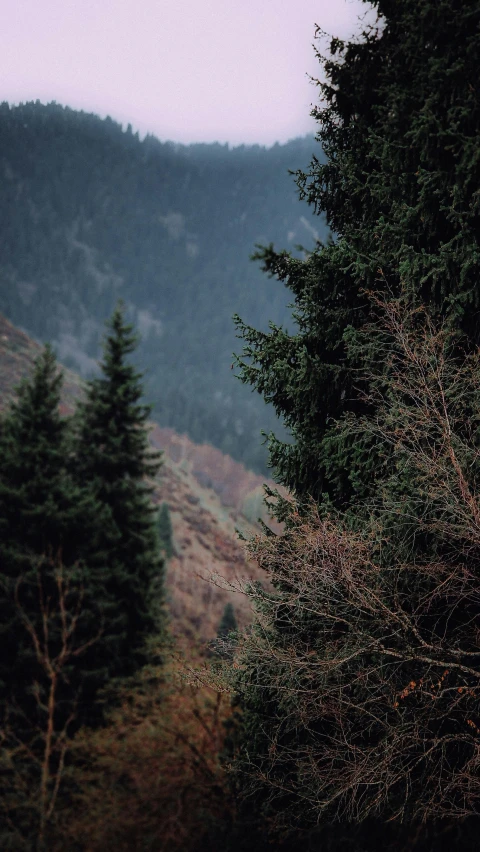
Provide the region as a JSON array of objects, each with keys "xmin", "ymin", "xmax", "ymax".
[
  {"xmin": 0, "ymin": 345, "xmax": 109, "ymax": 732},
  {"xmin": 75, "ymin": 303, "xmax": 165, "ymax": 678},
  {"xmin": 235, "ymin": 0, "xmax": 480, "ymax": 507}
]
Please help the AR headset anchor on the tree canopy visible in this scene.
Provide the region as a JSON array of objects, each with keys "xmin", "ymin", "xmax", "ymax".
[
  {"xmin": 230, "ymin": 0, "xmax": 480, "ymax": 844},
  {"xmin": 0, "ymin": 346, "xmax": 109, "ymax": 731},
  {"xmin": 235, "ymin": 0, "xmax": 480, "ymax": 505},
  {"xmin": 74, "ymin": 303, "xmax": 165, "ymax": 675}
]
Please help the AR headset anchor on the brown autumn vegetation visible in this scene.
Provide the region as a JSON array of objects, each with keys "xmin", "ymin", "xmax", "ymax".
[
  {"xmin": 51, "ymin": 661, "xmax": 232, "ymax": 852},
  {"xmin": 1, "ymin": 649, "xmax": 233, "ymax": 850},
  {"xmin": 220, "ymin": 298, "xmax": 480, "ymax": 827},
  {"xmin": 0, "ymin": 552, "xmax": 104, "ymax": 850},
  {"xmin": 0, "ymin": 310, "xmax": 275, "ymax": 645}
]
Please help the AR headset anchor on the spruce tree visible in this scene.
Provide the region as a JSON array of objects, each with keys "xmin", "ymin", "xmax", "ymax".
[
  {"xmin": 212, "ymin": 602, "xmax": 238, "ymax": 660},
  {"xmin": 157, "ymin": 502, "xmax": 174, "ymax": 559},
  {"xmin": 217, "ymin": 602, "xmax": 237, "ymax": 641},
  {"xmin": 234, "ymin": 0, "xmax": 480, "ymax": 506},
  {"xmin": 229, "ymin": 1, "xmax": 480, "ymax": 844},
  {"xmin": 230, "ymin": 300, "xmax": 480, "ymax": 845},
  {"xmin": 0, "ymin": 346, "xmax": 109, "ymax": 733},
  {"xmin": 74, "ymin": 303, "xmax": 165, "ymax": 678}
]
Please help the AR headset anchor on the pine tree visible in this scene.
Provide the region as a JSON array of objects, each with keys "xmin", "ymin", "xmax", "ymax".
[
  {"xmin": 0, "ymin": 326, "xmax": 165, "ymax": 844},
  {"xmin": 229, "ymin": 1, "xmax": 480, "ymax": 845},
  {"xmin": 0, "ymin": 345, "xmax": 109, "ymax": 733},
  {"xmin": 212, "ymin": 602, "xmax": 238, "ymax": 660},
  {"xmin": 74, "ymin": 303, "xmax": 165, "ymax": 678},
  {"xmin": 234, "ymin": 0, "xmax": 480, "ymax": 507},
  {"xmin": 157, "ymin": 502, "xmax": 174, "ymax": 559},
  {"xmin": 217, "ymin": 602, "xmax": 237, "ymax": 641}
]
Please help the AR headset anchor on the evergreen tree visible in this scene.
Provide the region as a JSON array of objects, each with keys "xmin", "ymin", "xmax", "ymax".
[
  {"xmin": 230, "ymin": 300, "xmax": 480, "ymax": 843},
  {"xmin": 74, "ymin": 303, "xmax": 165, "ymax": 678},
  {"xmin": 0, "ymin": 346, "xmax": 109, "ymax": 733},
  {"xmin": 157, "ymin": 502, "xmax": 174, "ymax": 559},
  {"xmin": 212, "ymin": 602, "xmax": 238, "ymax": 660},
  {"xmin": 229, "ymin": 1, "xmax": 480, "ymax": 844},
  {"xmin": 217, "ymin": 602, "xmax": 237, "ymax": 641},
  {"xmin": 234, "ymin": 0, "xmax": 480, "ymax": 506}
]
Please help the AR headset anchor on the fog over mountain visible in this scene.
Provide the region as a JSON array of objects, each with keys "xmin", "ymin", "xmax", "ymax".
[{"xmin": 0, "ymin": 101, "xmax": 326, "ymax": 471}]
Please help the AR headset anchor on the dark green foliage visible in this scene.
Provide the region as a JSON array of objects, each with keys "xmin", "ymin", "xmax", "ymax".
[
  {"xmin": 217, "ymin": 603, "xmax": 237, "ymax": 641},
  {"xmin": 0, "ymin": 312, "xmax": 167, "ymax": 845},
  {"xmin": 230, "ymin": 0, "xmax": 480, "ymax": 843},
  {"xmin": 0, "ymin": 101, "xmax": 323, "ymax": 473},
  {"xmin": 235, "ymin": 0, "xmax": 480, "ymax": 504},
  {"xmin": 212, "ymin": 602, "xmax": 238, "ymax": 660},
  {"xmin": 0, "ymin": 346, "xmax": 109, "ymax": 731},
  {"xmin": 74, "ymin": 303, "xmax": 165, "ymax": 676},
  {"xmin": 157, "ymin": 502, "xmax": 174, "ymax": 559},
  {"xmin": 230, "ymin": 304, "xmax": 480, "ymax": 839}
]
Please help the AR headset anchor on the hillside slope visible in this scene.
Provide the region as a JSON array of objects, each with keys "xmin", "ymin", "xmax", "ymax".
[
  {"xmin": 0, "ymin": 312, "xmax": 278, "ymax": 643},
  {"xmin": 0, "ymin": 101, "xmax": 324, "ymax": 472}
]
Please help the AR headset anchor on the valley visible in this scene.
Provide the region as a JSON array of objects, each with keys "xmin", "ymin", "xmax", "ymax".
[
  {"xmin": 0, "ymin": 310, "xmax": 278, "ymax": 647},
  {"xmin": 0, "ymin": 102, "xmax": 325, "ymax": 472}
]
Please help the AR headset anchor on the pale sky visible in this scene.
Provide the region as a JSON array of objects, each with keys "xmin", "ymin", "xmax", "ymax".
[{"xmin": 1, "ymin": 0, "xmax": 374, "ymax": 146}]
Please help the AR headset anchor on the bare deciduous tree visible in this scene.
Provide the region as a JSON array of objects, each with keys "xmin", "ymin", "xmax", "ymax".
[
  {"xmin": 224, "ymin": 298, "xmax": 480, "ymax": 829},
  {"xmin": 0, "ymin": 551, "xmax": 103, "ymax": 850}
]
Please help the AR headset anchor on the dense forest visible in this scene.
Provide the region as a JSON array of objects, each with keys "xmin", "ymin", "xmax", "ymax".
[
  {"xmin": 2, "ymin": 0, "xmax": 480, "ymax": 849},
  {"xmin": 0, "ymin": 104, "xmax": 323, "ymax": 472}
]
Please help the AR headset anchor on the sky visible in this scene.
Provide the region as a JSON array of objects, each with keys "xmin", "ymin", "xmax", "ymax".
[{"xmin": 1, "ymin": 0, "xmax": 374, "ymax": 147}]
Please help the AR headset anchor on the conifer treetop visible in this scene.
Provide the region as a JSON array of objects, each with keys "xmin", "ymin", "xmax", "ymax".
[{"xmin": 235, "ymin": 0, "xmax": 480, "ymax": 505}]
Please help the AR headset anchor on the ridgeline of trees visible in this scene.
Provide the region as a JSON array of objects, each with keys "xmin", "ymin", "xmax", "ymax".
[{"xmin": 0, "ymin": 105, "xmax": 322, "ymax": 473}]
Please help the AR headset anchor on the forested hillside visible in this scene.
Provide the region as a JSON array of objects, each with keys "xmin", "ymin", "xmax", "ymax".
[
  {"xmin": 3, "ymin": 0, "xmax": 480, "ymax": 847},
  {"xmin": 0, "ymin": 307, "xmax": 277, "ymax": 849},
  {"xmin": 0, "ymin": 102, "xmax": 323, "ymax": 472},
  {"xmin": 0, "ymin": 309, "xmax": 270, "ymax": 644}
]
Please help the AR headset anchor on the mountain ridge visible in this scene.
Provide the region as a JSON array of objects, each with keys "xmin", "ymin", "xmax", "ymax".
[{"xmin": 0, "ymin": 101, "xmax": 325, "ymax": 472}]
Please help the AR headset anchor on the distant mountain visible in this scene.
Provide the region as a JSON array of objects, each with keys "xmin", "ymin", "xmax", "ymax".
[
  {"xmin": 0, "ymin": 311, "xmax": 279, "ymax": 643},
  {"xmin": 0, "ymin": 101, "xmax": 325, "ymax": 472}
]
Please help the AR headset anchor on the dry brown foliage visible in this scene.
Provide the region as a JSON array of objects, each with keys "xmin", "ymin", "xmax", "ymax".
[
  {"xmin": 51, "ymin": 659, "xmax": 231, "ymax": 852},
  {"xmin": 0, "ymin": 553, "xmax": 103, "ymax": 850},
  {"xmin": 0, "ymin": 556, "xmax": 232, "ymax": 852},
  {"xmin": 221, "ymin": 298, "xmax": 480, "ymax": 827}
]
